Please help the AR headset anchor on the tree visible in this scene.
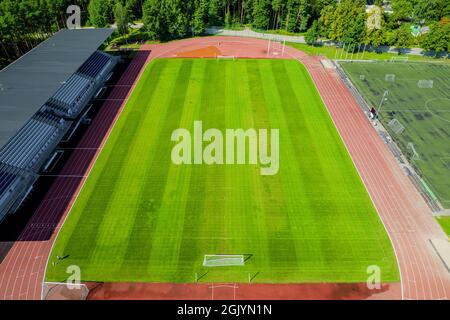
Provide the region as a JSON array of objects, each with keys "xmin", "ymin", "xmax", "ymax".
[
  {"xmin": 421, "ymin": 22, "xmax": 450, "ymax": 54},
  {"xmin": 365, "ymin": 5, "xmax": 388, "ymax": 48},
  {"xmin": 143, "ymin": 0, "xmax": 190, "ymax": 40},
  {"xmin": 284, "ymin": 0, "xmax": 312, "ymax": 33},
  {"xmin": 390, "ymin": 24, "xmax": 413, "ymax": 52},
  {"xmin": 389, "ymin": 0, "xmax": 413, "ymax": 25},
  {"xmin": 114, "ymin": 2, "xmax": 129, "ymax": 35},
  {"xmin": 319, "ymin": 0, "xmax": 366, "ymax": 46},
  {"xmin": 414, "ymin": 0, "xmax": 446, "ymax": 23},
  {"xmin": 252, "ymin": 0, "xmax": 271, "ymax": 29},
  {"xmin": 305, "ymin": 19, "xmax": 319, "ymax": 45},
  {"xmin": 193, "ymin": 0, "xmax": 207, "ymax": 35},
  {"xmin": 311, "ymin": 0, "xmax": 335, "ymax": 20},
  {"xmin": 207, "ymin": 0, "xmax": 225, "ymax": 26},
  {"xmin": 125, "ymin": 0, "xmax": 143, "ymax": 22},
  {"xmin": 318, "ymin": 3, "xmax": 336, "ymax": 39},
  {"xmin": 88, "ymin": 0, "xmax": 113, "ymax": 28}
]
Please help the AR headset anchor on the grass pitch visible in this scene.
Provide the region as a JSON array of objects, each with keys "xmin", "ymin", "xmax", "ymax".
[
  {"xmin": 46, "ymin": 59, "xmax": 398, "ymax": 283},
  {"xmin": 341, "ymin": 61, "xmax": 450, "ymax": 209},
  {"xmin": 437, "ymin": 217, "xmax": 450, "ymax": 236}
]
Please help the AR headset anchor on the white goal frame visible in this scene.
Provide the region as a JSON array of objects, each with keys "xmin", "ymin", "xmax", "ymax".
[
  {"xmin": 203, "ymin": 254, "xmax": 245, "ymax": 267},
  {"xmin": 267, "ymin": 39, "xmax": 286, "ymax": 57},
  {"xmin": 390, "ymin": 56, "xmax": 409, "ymax": 63},
  {"xmin": 216, "ymin": 55, "xmax": 236, "ymax": 61},
  {"xmin": 417, "ymin": 80, "xmax": 434, "ymax": 88}
]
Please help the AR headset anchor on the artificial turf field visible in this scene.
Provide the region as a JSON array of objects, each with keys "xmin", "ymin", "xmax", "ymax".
[
  {"xmin": 46, "ymin": 58, "xmax": 398, "ymax": 283},
  {"xmin": 341, "ymin": 61, "xmax": 450, "ymax": 209}
]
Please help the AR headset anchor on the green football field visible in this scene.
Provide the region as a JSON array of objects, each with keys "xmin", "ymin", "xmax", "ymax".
[
  {"xmin": 46, "ymin": 58, "xmax": 398, "ymax": 283},
  {"xmin": 437, "ymin": 216, "xmax": 450, "ymax": 236},
  {"xmin": 341, "ymin": 61, "xmax": 450, "ymax": 209}
]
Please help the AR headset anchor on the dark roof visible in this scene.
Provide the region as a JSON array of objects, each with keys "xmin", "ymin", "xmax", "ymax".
[{"xmin": 0, "ymin": 28, "xmax": 113, "ymax": 146}]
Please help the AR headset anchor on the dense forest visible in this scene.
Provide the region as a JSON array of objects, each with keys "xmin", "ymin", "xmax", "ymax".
[{"xmin": 1, "ymin": 0, "xmax": 449, "ymax": 68}]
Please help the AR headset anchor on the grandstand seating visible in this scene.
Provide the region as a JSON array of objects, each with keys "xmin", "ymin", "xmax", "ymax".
[
  {"xmin": 0, "ymin": 50, "xmax": 117, "ymax": 222},
  {"xmin": 78, "ymin": 51, "xmax": 114, "ymax": 80},
  {"xmin": 0, "ymin": 167, "xmax": 17, "ymax": 196},
  {"xmin": 44, "ymin": 51, "xmax": 116, "ymax": 119},
  {"xmin": 0, "ymin": 164, "xmax": 35, "ymax": 221},
  {"xmin": 0, "ymin": 113, "xmax": 69, "ymax": 171}
]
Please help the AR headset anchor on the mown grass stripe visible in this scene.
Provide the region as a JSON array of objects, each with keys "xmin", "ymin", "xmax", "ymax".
[
  {"xmin": 60, "ymin": 60, "xmax": 169, "ymax": 270},
  {"xmin": 117, "ymin": 60, "xmax": 195, "ymax": 278}
]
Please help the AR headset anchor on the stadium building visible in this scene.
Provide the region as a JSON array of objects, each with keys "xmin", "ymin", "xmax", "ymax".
[{"xmin": 0, "ymin": 29, "xmax": 117, "ymax": 222}]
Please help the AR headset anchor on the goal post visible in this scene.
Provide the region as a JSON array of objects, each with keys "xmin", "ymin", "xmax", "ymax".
[
  {"xmin": 388, "ymin": 118, "xmax": 405, "ymax": 135},
  {"xmin": 417, "ymin": 80, "xmax": 434, "ymax": 88},
  {"xmin": 216, "ymin": 55, "xmax": 236, "ymax": 61},
  {"xmin": 390, "ymin": 56, "xmax": 409, "ymax": 63},
  {"xmin": 267, "ymin": 39, "xmax": 286, "ymax": 57},
  {"xmin": 203, "ymin": 254, "xmax": 245, "ymax": 267}
]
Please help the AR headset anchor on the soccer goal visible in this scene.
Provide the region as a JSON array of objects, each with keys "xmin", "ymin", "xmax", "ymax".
[
  {"xmin": 216, "ymin": 55, "xmax": 236, "ymax": 61},
  {"xmin": 417, "ymin": 80, "xmax": 434, "ymax": 88},
  {"xmin": 390, "ymin": 56, "xmax": 409, "ymax": 63},
  {"xmin": 203, "ymin": 255, "xmax": 245, "ymax": 267},
  {"xmin": 388, "ymin": 118, "xmax": 405, "ymax": 135},
  {"xmin": 267, "ymin": 39, "xmax": 286, "ymax": 57},
  {"xmin": 385, "ymin": 74, "xmax": 396, "ymax": 82}
]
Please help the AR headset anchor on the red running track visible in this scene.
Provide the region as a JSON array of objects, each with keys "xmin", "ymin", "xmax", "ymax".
[{"xmin": 0, "ymin": 37, "xmax": 449, "ymax": 300}]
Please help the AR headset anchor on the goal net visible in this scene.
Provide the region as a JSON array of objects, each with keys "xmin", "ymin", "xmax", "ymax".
[
  {"xmin": 388, "ymin": 118, "xmax": 405, "ymax": 135},
  {"xmin": 203, "ymin": 255, "xmax": 245, "ymax": 267},
  {"xmin": 417, "ymin": 80, "xmax": 434, "ymax": 88},
  {"xmin": 385, "ymin": 74, "xmax": 396, "ymax": 82},
  {"xmin": 390, "ymin": 56, "xmax": 409, "ymax": 63},
  {"xmin": 216, "ymin": 55, "xmax": 236, "ymax": 61},
  {"xmin": 267, "ymin": 40, "xmax": 286, "ymax": 56}
]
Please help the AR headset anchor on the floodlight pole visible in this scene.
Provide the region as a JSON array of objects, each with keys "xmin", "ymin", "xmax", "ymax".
[
  {"xmin": 345, "ymin": 46, "xmax": 350, "ymax": 60},
  {"xmin": 377, "ymin": 90, "xmax": 389, "ymax": 118},
  {"xmin": 350, "ymin": 44, "xmax": 356, "ymax": 60},
  {"xmin": 356, "ymin": 43, "xmax": 362, "ymax": 60},
  {"xmin": 339, "ymin": 43, "xmax": 345, "ymax": 59},
  {"xmin": 361, "ymin": 43, "xmax": 367, "ymax": 60}
]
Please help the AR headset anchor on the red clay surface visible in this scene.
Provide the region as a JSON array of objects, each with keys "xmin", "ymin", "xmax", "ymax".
[
  {"xmin": 0, "ymin": 36, "xmax": 449, "ymax": 300},
  {"xmin": 176, "ymin": 45, "xmax": 222, "ymax": 58},
  {"xmin": 87, "ymin": 282, "xmax": 400, "ymax": 300}
]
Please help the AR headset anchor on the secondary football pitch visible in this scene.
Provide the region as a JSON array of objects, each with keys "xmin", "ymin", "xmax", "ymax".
[
  {"xmin": 341, "ymin": 61, "xmax": 450, "ymax": 209},
  {"xmin": 46, "ymin": 58, "xmax": 398, "ymax": 283}
]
